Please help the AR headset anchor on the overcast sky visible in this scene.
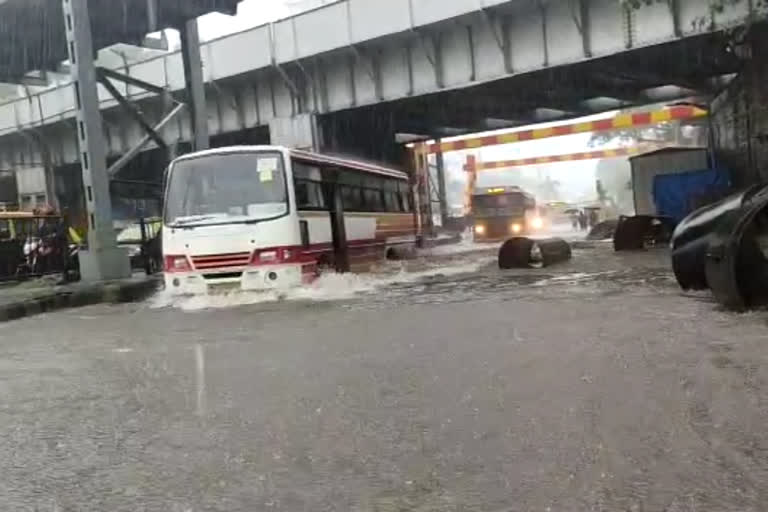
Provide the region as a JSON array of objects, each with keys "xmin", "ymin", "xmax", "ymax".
[{"xmin": 197, "ymin": 0, "xmax": 314, "ymax": 40}]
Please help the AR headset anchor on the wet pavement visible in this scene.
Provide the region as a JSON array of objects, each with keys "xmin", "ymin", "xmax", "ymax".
[{"xmin": 3, "ymin": 242, "xmax": 768, "ymax": 511}]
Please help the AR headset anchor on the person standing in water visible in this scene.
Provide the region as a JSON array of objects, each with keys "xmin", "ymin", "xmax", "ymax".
[{"xmin": 578, "ymin": 210, "xmax": 587, "ymax": 231}]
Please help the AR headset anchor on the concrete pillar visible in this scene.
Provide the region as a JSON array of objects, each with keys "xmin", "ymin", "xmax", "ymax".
[
  {"xmin": 62, "ymin": 0, "xmax": 130, "ymax": 281},
  {"xmin": 180, "ymin": 19, "xmax": 210, "ymax": 152}
]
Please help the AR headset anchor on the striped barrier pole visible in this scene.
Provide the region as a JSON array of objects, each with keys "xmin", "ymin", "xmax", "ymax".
[{"xmin": 426, "ymin": 105, "xmax": 707, "ymax": 154}]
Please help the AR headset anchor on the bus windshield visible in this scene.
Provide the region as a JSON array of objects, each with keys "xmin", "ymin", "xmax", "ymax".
[
  {"xmin": 473, "ymin": 193, "xmax": 528, "ymax": 217},
  {"xmin": 164, "ymin": 152, "xmax": 287, "ymax": 227}
]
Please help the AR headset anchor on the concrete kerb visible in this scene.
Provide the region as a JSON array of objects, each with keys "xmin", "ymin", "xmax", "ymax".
[{"xmin": 0, "ymin": 277, "xmax": 162, "ymax": 323}]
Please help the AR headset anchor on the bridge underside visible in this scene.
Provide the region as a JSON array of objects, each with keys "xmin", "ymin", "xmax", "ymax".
[
  {"xmin": 320, "ymin": 31, "xmax": 740, "ymax": 165},
  {"xmin": 0, "ymin": 12, "xmax": 755, "ymax": 219}
]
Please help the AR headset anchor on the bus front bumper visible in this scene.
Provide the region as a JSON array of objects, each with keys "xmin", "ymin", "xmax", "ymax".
[
  {"xmin": 473, "ymin": 222, "xmax": 528, "ymax": 241},
  {"xmin": 165, "ymin": 262, "xmax": 317, "ymax": 295}
]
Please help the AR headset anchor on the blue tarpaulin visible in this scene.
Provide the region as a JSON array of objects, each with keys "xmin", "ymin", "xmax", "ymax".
[{"xmin": 653, "ymin": 168, "xmax": 731, "ymax": 223}]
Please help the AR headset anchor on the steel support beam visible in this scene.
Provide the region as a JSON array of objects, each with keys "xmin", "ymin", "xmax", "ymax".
[
  {"xmin": 96, "ymin": 66, "xmax": 167, "ymax": 96},
  {"xmin": 412, "ymin": 29, "xmax": 444, "ymax": 89},
  {"xmin": 96, "ymin": 72, "xmax": 168, "ymax": 150},
  {"xmin": 539, "ymin": 1, "xmax": 549, "ymax": 67},
  {"xmin": 269, "ymin": 74, "xmax": 277, "ymax": 118},
  {"xmin": 315, "ymin": 58, "xmax": 330, "ymax": 113},
  {"xmin": 479, "ymin": 7, "xmax": 507, "ymax": 68},
  {"xmin": 108, "ymin": 103, "xmax": 185, "ymax": 178},
  {"xmin": 252, "ymin": 80, "xmax": 262, "ymax": 123},
  {"xmin": 180, "ymin": 18, "xmax": 209, "ymax": 151},
  {"xmin": 161, "ymin": 90, "xmax": 179, "ymax": 162},
  {"xmin": 467, "ymin": 25, "xmax": 476, "ymax": 83},
  {"xmin": 669, "ymin": 0, "xmax": 682, "ymax": 37},
  {"xmin": 62, "ymin": 0, "xmax": 130, "ymax": 281},
  {"xmin": 500, "ymin": 17, "xmax": 513, "ymax": 74},
  {"xmin": 347, "ymin": 45, "xmax": 383, "ymax": 102},
  {"xmin": 622, "ymin": 5, "xmax": 634, "ymax": 49},
  {"xmin": 578, "ymin": 0, "xmax": 592, "ymax": 58},
  {"xmin": 406, "ymin": 44, "xmax": 415, "ymax": 96},
  {"xmin": 434, "ymin": 142, "xmax": 449, "ymax": 227},
  {"xmin": 347, "ymin": 54, "xmax": 358, "ymax": 107},
  {"xmin": 271, "ymin": 61, "xmax": 301, "ymax": 115},
  {"xmin": 430, "ymin": 33, "xmax": 444, "ymax": 89}
]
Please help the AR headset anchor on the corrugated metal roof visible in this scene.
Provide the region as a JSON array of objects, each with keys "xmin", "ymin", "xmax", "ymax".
[{"xmin": 0, "ymin": 0, "xmax": 240, "ymax": 83}]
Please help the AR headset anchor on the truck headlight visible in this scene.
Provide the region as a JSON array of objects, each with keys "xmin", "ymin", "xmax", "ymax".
[
  {"xmin": 511, "ymin": 223, "xmax": 522, "ymax": 234},
  {"xmin": 531, "ymin": 217, "xmax": 544, "ymax": 230},
  {"xmin": 475, "ymin": 224, "xmax": 486, "ymax": 235}
]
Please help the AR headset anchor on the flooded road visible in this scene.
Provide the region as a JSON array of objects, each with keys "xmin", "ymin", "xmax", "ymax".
[{"xmin": 3, "ymin": 242, "xmax": 768, "ymax": 511}]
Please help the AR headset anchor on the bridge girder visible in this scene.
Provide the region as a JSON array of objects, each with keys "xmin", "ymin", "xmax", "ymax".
[{"xmin": 0, "ymin": 0, "xmax": 758, "ymax": 168}]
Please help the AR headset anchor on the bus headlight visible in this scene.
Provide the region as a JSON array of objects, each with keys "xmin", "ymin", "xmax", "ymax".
[
  {"xmin": 531, "ymin": 217, "xmax": 544, "ymax": 230},
  {"xmin": 474, "ymin": 224, "xmax": 486, "ymax": 235},
  {"xmin": 511, "ymin": 223, "xmax": 522, "ymax": 234}
]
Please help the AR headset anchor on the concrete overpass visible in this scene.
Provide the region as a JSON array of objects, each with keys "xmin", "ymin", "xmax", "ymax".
[{"xmin": 0, "ymin": 0, "xmax": 761, "ymax": 176}]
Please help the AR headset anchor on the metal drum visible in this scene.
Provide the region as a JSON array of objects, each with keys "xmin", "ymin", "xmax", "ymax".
[
  {"xmin": 498, "ymin": 237, "xmax": 572, "ymax": 269},
  {"xmin": 704, "ymin": 186, "xmax": 768, "ymax": 311},
  {"xmin": 671, "ymin": 185, "xmax": 762, "ymax": 290}
]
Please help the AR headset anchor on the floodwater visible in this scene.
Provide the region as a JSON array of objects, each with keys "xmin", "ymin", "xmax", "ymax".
[{"xmin": 3, "ymin": 237, "xmax": 768, "ymax": 511}]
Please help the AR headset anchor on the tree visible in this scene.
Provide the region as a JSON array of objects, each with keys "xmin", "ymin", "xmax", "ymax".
[
  {"xmin": 588, "ymin": 114, "xmax": 708, "ymax": 148},
  {"xmin": 619, "ymin": 0, "xmax": 767, "ymax": 30},
  {"xmin": 536, "ymin": 175, "xmax": 562, "ymax": 202},
  {"xmin": 595, "ymin": 158, "xmax": 634, "ymax": 214},
  {"xmin": 620, "ymin": 0, "xmax": 766, "ymax": 13}
]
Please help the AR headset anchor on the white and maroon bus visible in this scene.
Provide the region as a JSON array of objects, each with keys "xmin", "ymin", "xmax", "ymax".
[{"xmin": 162, "ymin": 146, "xmax": 417, "ymax": 294}]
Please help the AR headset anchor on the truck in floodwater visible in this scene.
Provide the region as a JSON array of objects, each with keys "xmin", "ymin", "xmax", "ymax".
[{"xmin": 471, "ymin": 186, "xmax": 543, "ymax": 241}]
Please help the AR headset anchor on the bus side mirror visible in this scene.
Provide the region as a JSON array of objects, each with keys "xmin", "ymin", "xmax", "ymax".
[{"xmin": 299, "ymin": 220, "xmax": 310, "ymax": 248}]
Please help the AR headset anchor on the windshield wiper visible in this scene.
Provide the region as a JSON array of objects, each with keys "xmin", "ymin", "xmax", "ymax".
[{"xmin": 169, "ymin": 215, "xmax": 220, "ymax": 227}]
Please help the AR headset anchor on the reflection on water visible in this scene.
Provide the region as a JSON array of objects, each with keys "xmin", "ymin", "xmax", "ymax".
[
  {"xmin": 149, "ymin": 238, "xmax": 683, "ymax": 314},
  {"xmin": 6, "ymin": 241, "xmax": 762, "ymax": 511},
  {"xmin": 150, "ymin": 255, "xmax": 495, "ymax": 311},
  {"xmin": 195, "ymin": 343, "xmax": 206, "ymax": 417}
]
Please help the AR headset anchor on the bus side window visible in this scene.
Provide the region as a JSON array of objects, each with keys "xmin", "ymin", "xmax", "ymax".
[
  {"xmin": 312, "ymin": 182, "xmax": 326, "ymax": 208},
  {"xmin": 295, "ymin": 181, "xmax": 310, "ymax": 208},
  {"xmin": 384, "ymin": 191, "xmax": 399, "ymax": 212},
  {"xmin": 295, "ymin": 180, "xmax": 325, "ymax": 209},
  {"xmin": 363, "ymin": 188, "xmax": 383, "ymax": 212},
  {"xmin": 362, "ymin": 176, "xmax": 383, "ymax": 212},
  {"xmin": 341, "ymin": 185, "xmax": 363, "ymax": 211},
  {"xmin": 293, "ymin": 160, "xmax": 326, "ymax": 210},
  {"xmin": 381, "ymin": 178, "xmax": 399, "ymax": 213}
]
